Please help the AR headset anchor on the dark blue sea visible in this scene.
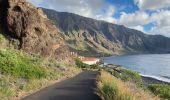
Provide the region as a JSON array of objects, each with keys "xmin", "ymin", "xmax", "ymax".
[{"xmin": 104, "ymin": 54, "xmax": 170, "ymax": 82}]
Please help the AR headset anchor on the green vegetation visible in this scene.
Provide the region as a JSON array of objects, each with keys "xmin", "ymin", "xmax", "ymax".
[
  {"xmin": 0, "ymin": 26, "xmax": 6, "ymax": 44},
  {"xmin": 0, "ymin": 27, "xmax": 10, "ymax": 49},
  {"xmin": 75, "ymin": 58, "xmax": 89, "ymax": 69},
  {"xmin": 0, "ymin": 49, "xmax": 46, "ymax": 79},
  {"xmin": 65, "ymin": 32, "xmax": 114, "ymax": 57},
  {"xmin": 97, "ymin": 71, "xmax": 158, "ymax": 100},
  {"xmin": 0, "ymin": 34, "xmax": 5, "ymax": 42},
  {"xmin": 101, "ymin": 66, "xmax": 170, "ymax": 99},
  {"xmin": 0, "ymin": 25, "xmax": 4, "ymax": 41},
  {"xmin": 148, "ymin": 84, "xmax": 170, "ymax": 99},
  {"xmin": 104, "ymin": 67, "xmax": 142, "ymax": 85},
  {"xmin": 0, "ymin": 76, "xmax": 16, "ymax": 100},
  {"xmin": 0, "ymin": 48, "xmax": 80, "ymax": 100}
]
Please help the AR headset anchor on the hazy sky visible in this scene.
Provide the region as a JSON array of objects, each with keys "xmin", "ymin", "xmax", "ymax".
[{"xmin": 28, "ymin": 0, "xmax": 170, "ymax": 37}]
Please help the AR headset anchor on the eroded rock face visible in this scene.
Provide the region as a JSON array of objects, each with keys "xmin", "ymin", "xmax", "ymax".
[
  {"xmin": 0, "ymin": 0, "xmax": 72, "ymax": 62},
  {"xmin": 43, "ymin": 8, "xmax": 170, "ymax": 55}
]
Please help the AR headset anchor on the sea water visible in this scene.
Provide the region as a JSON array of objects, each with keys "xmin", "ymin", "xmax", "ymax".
[{"xmin": 104, "ymin": 54, "xmax": 170, "ymax": 82}]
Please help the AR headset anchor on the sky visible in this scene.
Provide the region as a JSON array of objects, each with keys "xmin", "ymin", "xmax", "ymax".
[{"xmin": 28, "ymin": 0, "xmax": 170, "ymax": 37}]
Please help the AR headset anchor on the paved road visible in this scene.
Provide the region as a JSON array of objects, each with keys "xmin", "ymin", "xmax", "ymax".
[{"xmin": 22, "ymin": 71, "xmax": 101, "ymax": 100}]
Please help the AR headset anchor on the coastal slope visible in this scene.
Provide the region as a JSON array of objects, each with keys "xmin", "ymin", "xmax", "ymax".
[
  {"xmin": 0, "ymin": 0, "xmax": 72, "ymax": 62},
  {"xmin": 42, "ymin": 8, "xmax": 170, "ymax": 56}
]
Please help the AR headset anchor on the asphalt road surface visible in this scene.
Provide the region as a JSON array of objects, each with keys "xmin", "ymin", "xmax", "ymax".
[{"xmin": 22, "ymin": 71, "xmax": 101, "ymax": 100}]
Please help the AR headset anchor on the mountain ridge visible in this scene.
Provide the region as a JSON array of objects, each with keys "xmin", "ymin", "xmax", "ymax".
[{"xmin": 42, "ymin": 8, "xmax": 170, "ymax": 56}]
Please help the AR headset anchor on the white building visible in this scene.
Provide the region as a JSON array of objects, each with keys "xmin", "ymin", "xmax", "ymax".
[{"xmin": 79, "ymin": 57, "xmax": 100, "ymax": 65}]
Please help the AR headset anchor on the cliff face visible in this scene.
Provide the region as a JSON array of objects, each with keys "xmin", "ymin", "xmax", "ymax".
[
  {"xmin": 0, "ymin": 0, "xmax": 72, "ymax": 62},
  {"xmin": 1, "ymin": 0, "xmax": 170, "ymax": 58},
  {"xmin": 42, "ymin": 8, "xmax": 170, "ymax": 56}
]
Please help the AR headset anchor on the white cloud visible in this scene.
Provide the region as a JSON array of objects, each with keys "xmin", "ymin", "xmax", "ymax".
[
  {"xmin": 135, "ymin": 0, "xmax": 170, "ymax": 11},
  {"xmin": 96, "ymin": 6, "xmax": 116, "ymax": 23},
  {"xmin": 132, "ymin": 26, "xmax": 145, "ymax": 32},
  {"xmin": 118, "ymin": 11, "xmax": 150, "ymax": 27},
  {"xmin": 117, "ymin": 10, "xmax": 170, "ymax": 36},
  {"xmin": 27, "ymin": 0, "xmax": 170, "ymax": 37},
  {"xmin": 148, "ymin": 10, "xmax": 170, "ymax": 36},
  {"xmin": 117, "ymin": 10, "xmax": 170, "ymax": 27},
  {"xmin": 27, "ymin": 0, "xmax": 115, "ymax": 23},
  {"xmin": 149, "ymin": 26, "xmax": 170, "ymax": 37}
]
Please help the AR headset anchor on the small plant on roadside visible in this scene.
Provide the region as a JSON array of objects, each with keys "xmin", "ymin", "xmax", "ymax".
[
  {"xmin": 148, "ymin": 84, "xmax": 170, "ymax": 99},
  {"xmin": 0, "ymin": 49, "xmax": 47, "ymax": 79},
  {"xmin": 0, "ymin": 48, "xmax": 81, "ymax": 100},
  {"xmin": 75, "ymin": 58, "xmax": 90, "ymax": 68},
  {"xmin": 104, "ymin": 67, "xmax": 142, "ymax": 86},
  {"xmin": 0, "ymin": 34, "xmax": 5, "ymax": 42},
  {"xmin": 97, "ymin": 71, "xmax": 159, "ymax": 100},
  {"xmin": 90, "ymin": 64, "xmax": 99, "ymax": 69}
]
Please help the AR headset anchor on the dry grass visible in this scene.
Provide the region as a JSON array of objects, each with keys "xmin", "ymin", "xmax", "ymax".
[
  {"xmin": 97, "ymin": 71, "xmax": 159, "ymax": 100},
  {"xmin": 0, "ymin": 67, "xmax": 81, "ymax": 100},
  {"xmin": 0, "ymin": 49, "xmax": 81, "ymax": 100}
]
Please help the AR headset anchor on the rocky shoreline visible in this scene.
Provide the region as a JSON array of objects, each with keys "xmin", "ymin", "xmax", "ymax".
[{"xmin": 142, "ymin": 76, "xmax": 170, "ymax": 86}]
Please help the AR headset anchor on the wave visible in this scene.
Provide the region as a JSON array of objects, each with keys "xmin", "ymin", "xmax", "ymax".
[
  {"xmin": 161, "ymin": 75, "xmax": 170, "ymax": 80},
  {"xmin": 140, "ymin": 74, "xmax": 170, "ymax": 83}
]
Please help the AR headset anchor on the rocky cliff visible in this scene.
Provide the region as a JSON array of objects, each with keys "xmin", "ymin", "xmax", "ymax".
[
  {"xmin": 42, "ymin": 8, "xmax": 170, "ymax": 56},
  {"xmin": 1, "ymin": 0, "xmax": 170, "ymax": 58},
  {"xmin": 0, "ymin": 0, "xmax": 72, "ymax": 62}
]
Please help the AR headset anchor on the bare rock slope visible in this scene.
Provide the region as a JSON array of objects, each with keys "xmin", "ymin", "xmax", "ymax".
[{"xmin": 0, "ymin": 0, "xmax": 72, "ymax": 61}]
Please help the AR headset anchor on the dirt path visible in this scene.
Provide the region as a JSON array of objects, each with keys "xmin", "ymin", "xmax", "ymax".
[{"xmin": 21, "ymin": 71, "xmax": 101, "ymax": 100}]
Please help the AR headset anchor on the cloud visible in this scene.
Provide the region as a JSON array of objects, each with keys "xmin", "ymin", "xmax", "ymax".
[
  {"xmin": 132, "ymin": 26, "xmax": 145, "ymax": 32},
  {"xmin": 95, "ymin": 6, "xmax": 116, "ymax": 23},
  {"xmin": 149, "ymin": 26, "xmax": 170, "ymax": 37},
  {"xmin": 117, "ymin": 10, "xmax": 170, "ymax": 36},
  {"xmin": 148, "ymin": 10, "xmax": 170, "ymax": 36},
  {"xmin": 28, "ymin": 0, "xmax": 170, "ymax": 37},
  {"xmin": 117, "ymin": 11, "xmax": 150, "ymax": 27},
  {"xmin": 28, "ymin": 0, "xmax": 115, "ymax": 23},
  {"xmin": 135, "ymin": 0, "xmax": 170, "ymax": 11}
]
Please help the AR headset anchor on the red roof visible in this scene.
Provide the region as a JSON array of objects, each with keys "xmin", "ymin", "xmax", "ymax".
[{"xmin": 80, "ymin": 57, "xmax": 99, "ymax": 62}]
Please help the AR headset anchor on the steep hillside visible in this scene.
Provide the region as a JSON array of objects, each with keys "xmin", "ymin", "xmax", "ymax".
[
  {"xmin": 42, "ymin": 8, "xmax": 170, "ymax": 56},
  {"xmin": 0, "ymin": 0, "xmax": 72, "ymax": 62},
  {"xmin": 0, "ymin": 0, "xmax": 80, "ymax": 99}
]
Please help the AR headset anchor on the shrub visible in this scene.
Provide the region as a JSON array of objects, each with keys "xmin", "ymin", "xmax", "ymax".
[
  {"xmin": 104, "ymin": 67, "xmax": 142, "ymax": 86},
  {"xmin": 0, "ymin": 26, "xmax": 5, "ymax": 43},
  {"xmin": 75, "ymin": 58, "xmax": 89, "ymax": 68},
  {"xmin": 0, "ymin": 34, "xmax": 5, "ymax": 42},
  {"xmin": 0, "ymin": 49, "xmax": 47, "ymax": 79},
  {"xmin": 97, "ymin": 71, "xmax": 159, "ymax": 100},
  {"xmin": 148, "ymin": 84, "xmax": 170, "ymax": 99},
  {"xmin": 0, "ymin": 76, "xmax": 17, "ymax": 100},
  {"xmin": 100, "ymin": 81, "xmax": 118, "ymax": 100},
  {"xmin": 0, "ymin": 48, "xmax": 81, "ymax": 100},
  {"xmin": 97, "ymin": 71, "xmax": 134, "ymax": 100},
  {"xmin": 90, "ymin": 64, "xmax": 99, "ymax": 69}
]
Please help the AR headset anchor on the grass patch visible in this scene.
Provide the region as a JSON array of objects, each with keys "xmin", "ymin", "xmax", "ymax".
[
  {"xmin": 0, "ymin": 29, "xmax": 8, "ymax": 48},
  {"xmin": 0, "ymin": 78, "xmax": 16, "ymax": 100},
  {"xmin": 104, "ymin": 67, "xmax": 170, "ymax": 99},
  {"xmin": 0, "ymin": 49, "xmax": 47, "ymax": 79},
  {"xmin": 104, "ymin": 67, "xmax": 142, "ymax": 86},
  {"xmin": 148, "ymin": 84, "xmax": 170, "ymax": 99},
  {"xmin": 97, "ymin": 71, "xmax": 159, "ymax": 100},
  {"xmin": 0, "ymin": 34, "xmax": 5, "ymax": 42},
  {"xmin": 75, "ymin": 58, "xmax": 90, "ymax": 69},
  {"xmin": 0, "ymin": 48, "xmax": 81, "ymax": 100},
  {"xmin": 0, "ymin": 25, "xmax": 7, "ymax": 44}
]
